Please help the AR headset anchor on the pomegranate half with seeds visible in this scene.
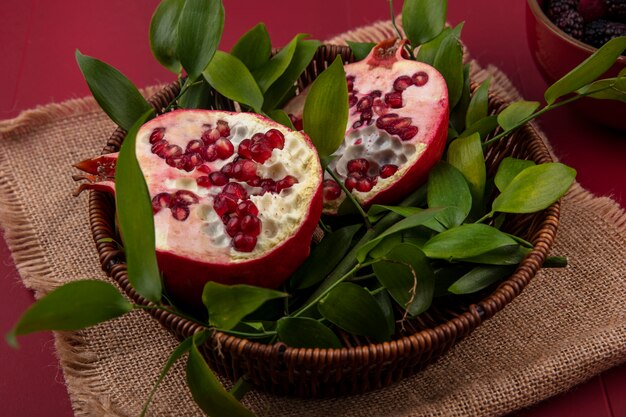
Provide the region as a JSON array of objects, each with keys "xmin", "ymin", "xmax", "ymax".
[
  {"xmin": 75, "ymin": 110, "xmax": 323, "ymax": 309},
  {"xmin": 285, "ymin": 39, "xmax": 449, "ymax": 214}
]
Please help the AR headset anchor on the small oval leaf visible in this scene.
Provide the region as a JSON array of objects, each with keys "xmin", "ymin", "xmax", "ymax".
[
  {"xmin": 149, "ymin": 0, "xmax": 184, "ymax": 73},
  {"xmin": 494, "ymin": 157, "xmax": 536, "ymax": 192},
  {"xmin": 576, "ymin": 75, "xmax": 626, "ymax": 101},
  {"xmin": 75, "ymin": 51, "xmax": 152, "ymax": 131},
  {"xmin": 432, "ymin": 33, "xmax": 464, "ymax": 108},
  {"xmin": 427, "ymin": 161, "xmax": 472, "ymax": 228},
  {"xmin": 267, "ymin": 109, "xmax": 295, "ymax": 129},
  {"xmin": 177, "ymin": 77, "xmax": 213, "ymax": 110},
  {"xmin": 402, "ymin": 0, "xmax": 448, "ymax": 46},
  {"xmin": 276, "ymin": 317, "xmax": 342, "ymax": 348},
  {"xmin": 448, "ymin": 265, "xmax": 515, "ymax": 294},
  {"xmin": 318, "ymin": 283, "xmax": 391, "ymax": 341},
  {"xmin": 252, "ymin": 34, "xmax": 303, "ymax": 93},
  {"xmin": 346, "ymin": 40, "xmax": 376, "ymax": 61},
  {"xmin": 447, "ymin": 133, "xmax": 486, "ymax": 218},
  {"xmin": 302, "ymin": 56, "xmax": 349, "ymax": 159},
  {"xmin": 231, "ymin": 23, "xmax": 272, "ymax": 71},
  {"xmin": 492, "ymin": 162, "xmax": 576, "ymax": 214},
  {"xmin": 367, "ymin": 204, "xmax": 422, "ymax": 223},
  {"xmin": 7, "ymin": 280, "xmax": 132, "ymax": 348},
  {"xmin": 465, "ymin": 78, "xmax": 490, "ymax": 128},
  {"xmin": 497, "ymin": 100, "xmax": 540, "ymax": 131},
  {"xmin": 203, "ymin": 51, "xmax": 264, "ymax": 112},
  {"xmin": 460, "ymin": 115, "xmax": 499, "ymax": 139},
  {"xmin": 202, "ymin": 283, "xmax": 287, "ymax": 330}
]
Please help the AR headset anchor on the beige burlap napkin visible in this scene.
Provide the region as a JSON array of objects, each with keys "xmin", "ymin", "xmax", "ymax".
[{"xmin": 1, "ymin": 20, "xmax": 624, "ymax": 417}]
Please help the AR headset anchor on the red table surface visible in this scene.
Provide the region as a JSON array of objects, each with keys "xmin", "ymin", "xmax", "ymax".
[{"xmin": 1, "ymin": 1, "xmax": 624, "ymax": 416}]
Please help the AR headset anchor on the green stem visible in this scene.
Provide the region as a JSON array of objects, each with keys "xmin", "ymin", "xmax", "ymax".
[
  {"xmin": 318, "ymin": 219, "xmax": 331, "ymax": 234},
  {"xmin": 325, "ymin": 167, "xmax": 372, "ymax": 229},
  {"xmin": 388, "ymin": 0, "xmax": 416, "ymax": 60},
  {"xmin": 229, "ymin": 378, "xmax": 252, "ymax": 400},
  {"xmin": 474, "ymin": 212, "xmax": 493, "ymax": 224},
  {"xmin": 163, "ymin": 77, "xmax": 203, "ymax": 112},
  {"xmin": 543, "ymin": 255, "xmax": 568, "ymax": 268}
]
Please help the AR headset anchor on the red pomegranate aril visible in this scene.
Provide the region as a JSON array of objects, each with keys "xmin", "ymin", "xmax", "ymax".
[
  {"xmin": 353, "ymin": 120, "xmax": 363, "ymax": 129},
  {"xmin": 251, "ymin": 133, "xmax": 265, "ymax": 144},
  {"xmin": 379, "ymin": 164, "xmax": 399, "ymax": 178},
  {"xmin": 276, "ymin": 175, "xmax": 298, "ymax": 193},
  {"xmin": 208, "ymin": 171, "xmax": 229, "ymax": 186},
  {"xmin": 347, "ymin": 76, "xmax": 354, "ymax": 92},
  {"xmin": 391, "ymin": 117, "xmax": 412, "ymax": 130},
  {"xmin": 181, "ymin": 155, "xmax": 196, "ymax": 172},
  {"xmin": 372, "ymin": 98, "xmax": 387, "ymax": 115},
  {"xmin": 240, "ymin": 215, "xmax": 261, "ymax": 236},
  {"xmin": 213, "ymin": 193, "xmax": 238, "ymax": 216},
  {"xmin": 196, "ymin": 176, "xmax": 212, "ymax": 188},
  {"xmin": 323, "ymin": 179, "xmax": 342, "ymax": 200},
  {"xmin": 197, "ymin": 164, "xmax": 211, "ymax": 174},
  {"xmin": 232, "ymin": 233, "xmax": 257, "ymax": 252},
  {"xmin": 357, "ymin": 96, "xmax": 372, "ymax": 111},
  {"xmin": 347, "ymin": 158, "xmax": 370, "ymax": 174},
  {"xmin": 186, "ymin": 140, "xmax": 204, "ymax": 154},
  {"xmin": 288, "ymin": 114, "xmax": 303, "ymax": 131},
  {"xmin": 189, "ymin": 153, "xmax": 204, "ymax": 168},
  {"xmin": 149, "ymin": 128, "xmax": 165, "ymax": 144},
  {"xmin": 223, "ymin": 182, "xmax": 248, "ymax": 200},
  {"xmin": 225, "ymin": 217, "xmax": 241, "ymax": 237},
  {"xmin": 221, "ymin": 162, "xmax": 234, "ymax": 177},
  {"xmin": 349, "ymin": 95, "xmax": 357, "ymax": 107},
  {"xmin": 216, "ymin": 120, "xmax": 230, "ymax": 137},
  {"xmin": 356, "ymin": 177, "xmax": 376, "ymax": 192},
  {"xmin": 215, "ymin": 138, "xmax": 234, "ymax": 159},
  {"xmin": 233, "ymin": 159, "xmax": 257, "ymax": 181},
  {"xmin": 384, "ymin": 92, "xmax": 403, "ymax": 108},
  {"xmin": 151, "ymin": 140, "xmax": 168, "ymax": 157},
  {"xmin": 376, "ymin": 113, "xmax": 399, "ymax": 129},
  {"xmin": 260, "ymin": 179, "xmax": 276, "ymax": 193},
  {"xmin": 203, "ymin": 144, "xmax": 217, "ymax": 162},
  {"xmin": 265, "ymin": 129, "xmax": 285, "ymax": 150},
  {"xmin": 399, "ymin": 126, "xmax": 419, "ymax": 141},
  {"xmin": 164, "ymin": 144, "xmax": 183, "ymax": 158},
  {"xmin": 246, "ymin": 177, "xmax": 261, "ymax": 187},
  {"xmin": 345, "ymin": 176, "xmax": 358, "ymax": 191},
  {"xmin": 361, "ymin": 108, "xmax": 373, "ymax": 121},
  {"xmin": 166, "ymin": 155, "xmax": 183, "ymax": 168},
  {"xmin": 250, "ymin": 142, "xmax": 273, "ymax": 163},
  {"xmin": 202, "ymin": 129, "xmax": 221, "ymax": 144},
  {"xmin": 171, "ymin": 204, "xmax": 190, "ymax": 221},
  {"xmin": 370, "ymin": 90, "xmax": 382, "ymax": 98},
  {"xmin": 237, "ymin": 200, "xmax": 259, "ymax": 217},
  {"xmin": 393, "ymin": 75, "xmax": 413, "ymax": 91},
  {"xmin": 151, "ymin": 192, "xmax": 171, "ymax": 213},
  {"xmin": 412, "ymin": 71, "xmax": 429, "ymax": 86},
  {"xmin": 174, "ymin": 190, "xmax": 199, "ymax": 205},
  {"xmin": 238, "ymin": 139, "xmax": 252, "ymax": 159}
]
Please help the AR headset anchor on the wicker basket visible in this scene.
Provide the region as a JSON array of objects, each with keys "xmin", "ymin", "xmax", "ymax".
[{"xmin": 88, "ymin": 45, "xmax": 559, "ymax": 398}]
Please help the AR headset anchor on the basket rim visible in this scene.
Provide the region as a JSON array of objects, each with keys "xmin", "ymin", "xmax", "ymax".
[{"xmin": 88, "ymin": 43, "xmax": 560, "ymax": 364}]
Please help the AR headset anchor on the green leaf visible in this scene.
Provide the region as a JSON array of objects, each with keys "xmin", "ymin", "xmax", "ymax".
[
  {"xmin": 427, "ymin": 161, "xmax": 472, "ymax": 228},
  {"xmin": 416, "ymin": 22, "xmax": 463, "ymax": 65},
  {"xmin": 231, "ymin": 23, "xmax": 272, "ymax": 71},
  {"xmin": 448, "ymin": 265, "xmax": 515, "ymax": 294},
  {"xmin": 149, "ymin": 0, "xmax": 184, "ymax": 73},
  {"xmin": 7, "ymin": 280, "xmax": 132, "ymax": 348},
  {"xmin": 576, "ymin": 75, "xmax": 626, "ymax": 101},
  {"xmin": 318, "ymin": 283, "xmax": 391, "ymax": 341},
  {"xmin": 373, "ymin": 290, "xmax": 396, "ymax": 335},
  {"xmin": 346, "ymin": 40, "xmax": 376, "ymax": 61},
  {"xmin": 369, "ymin": 234, "xmax": 403, "ymax": 259},
  {"xmin": 492, "ymin": 162, "xmax": 576, "ymax": 214},
  {"xmin": 462, "ymin": 244, "xmax": 531, "ymax": 265},
  {"xmin": 402, "ymin": 0, "xmax": 448, "ymax": 46},
  {"xmin": 545, "ymin": 36, "xmax": 626, "ymax": 104},
  {"xmin": 367, "ymin": 204, "xmax": 422, "ymax": 223},
  {"xmin": 252, "ymin": 34, "xmax": 303, "ymax": 93},
  {"xmin": 466, "ymin": 78, "xmax": 491, "ymax": 128},
  {"xmin": 263, "ymin": 39, "xmax": 321, "ymax": 111},
  {"xmin": 460, "ymin": 115, "xmax": 499, "ymax": 139},
  {"xmin": 75, "ymin": 51, "xmax": 152, "ymax": 131},
  {"xmin": 433, "ymin": 264, "xmax": 471, "ymax": 297},
  {"xmin": 356, "ymin": 207, "xmax": 445, "ymax": 262},
  {"xmin": 186, "ymin": 334, "xmax": 254, "ymax": 417},
  {"xmin": 373, "ymin": 244, "xmax": 435, "ymax": 316},
  {"xmin": 176, "ymin": 0, "xmax": 224, "ymax": 80},
  {"xmin": 497, "ymin": 100, "xmax": 540, "ymax": 131},
  {"xmin": 116, "ymin": 111, "xmax": 162, "ymax": 302},
  {"xmin": 267, "ymin": 109, "xmax": 295, "ymax": 129},
  {"xmin": 302, "ymin": 56, "xmax": 349, "ymax": 159},
  {"xmin": 276, "ymin": 317, "xmax": 342, "ymax": 348},
  {"xmin": 177, "ymin": 77, "xmax": 213, "ymax": 109},
  {"xmin": 290, "ymin": 224, "xmax": 361, "ymax": 290},
  {"xmin": 447, "ymin": 133, "xmax": 486, "ymax": 218},
  {"xmin": 202, "ymin": 282, "xmax": 287, "ymax": 330},
  {"xmin": 494, "ymin": 157, "xmax": 536, "ymax": 192},
  {"xmin": 422, "ymin": 223, "xmax": 519, "ymax": 261},
  {"xmin": 450, "ymin": 62, "xmax": 471, "ymax": 132},
  {"xmin": 203, "ymin": 51, "xmax": 264, "ymax": 112},
  {"xmin": 432, "ymin": 33, "xmax": 464, "ymax": 108}
]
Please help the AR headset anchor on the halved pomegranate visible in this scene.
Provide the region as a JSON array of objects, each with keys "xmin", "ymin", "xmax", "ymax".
[
  {"xmin": 75, "ymin": 110, "xmax": 323, "ymax": 309},
  {"xmin": 285, "ymin": 39, "xmax": 449, "ymax": 214}
]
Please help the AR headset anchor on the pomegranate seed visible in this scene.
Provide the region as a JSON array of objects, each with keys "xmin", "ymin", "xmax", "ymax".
[
  {"xmin": 151, "ymin": 140, "xmax": 168, "ymax": 157},
  {"xmin": 349, "ymin": 95, "xmax": 357, "ymax": 107},
  {"xmin": 188, "ymin": 153, "xmax": 204, "ymax": 168},
  {"xmin": 345, "ymin": 176, "xmax": 358, "ymax": 191},
  {"xmin": 357, "ymin": 96, "xmax": 372, "ymax": 111},
  {"xmin": 237, "ymin": 200, "xmax": 259, "ymax": 217},
  {"xmin": 384, "ymin": 92, "xmax": 403, "ymax": 108},
  {"xmin": 149, "ymin": 128, "xmax": 165, "ymax": 144},
  {"xmin": 151, "ymin": 193, "xmax": 171, "ymax": 213},
  {"xmin": 360, "ymin": 108, "xmax": 373, "ymax": 121},
  {"xmin": 392, "ymin": 117, "xmax": 412, "ymax": 129},
  {"xmin": 186, "ymin": 140, "xmax": 204, "ymax": 154},
  {"xmin": 221, "ymin": 162, "xmax": 234, "ymax": 177},
  {"xmin": 250, "ymin": 142, "xmax": 273, "ymax": 163},
  {"xmin": 412, "ymin": 71, "xmax": 429, "ymax": 86},
  {"xmin": 204, "ymin": 144, "xmax": 218, "ymax": 162},
  {"xmin": 174, "ymin": 190, "xmax": 199, "ymax": 205},
  {"xmin": 233, "ymin": 159, "xmax": 257, "ymax": 181},
  {"xmin": 201, "ymin": 129, "xmax": 221, "ymax": 144},
  {"xmin": 196, "ymin": 176, "xmax": 212, "ymax": 188},
  {"xmin": 289, "ymin": 115, "xmax": 303, "ymax": 131},
  {"xmin": 376, "ymin": 113, "xmax": 399, "ymax": 129},
  {"xmin": 380, "ymin": 164, "xmax": 398, "ymax": 178},
  {"xmin": 226, "ymin": 217, "xmax": 241, "ymax": 237},
  {"xmin": 238, "ymin": 139, "xmax": 252, "ymax": 159},
  {"xmin": 223, "ymin": 183, "xmax": 248, "ymax": 200},
  {"xmin": 347, "ymin": 158, "xmax": 370, "ymax": 174},
  {"xmin": 323, "ymin": 179, "xmax": 342, "ymax": 200},
  {"xmin": 232, "ymin": 233, "xmax": 257, "ymax": 252},
  {"xmin": 250, "ymin": 133, "xmax": 265, "ymax": 145},
  {"xmin": 213, "ymin": 193, "xmax": 238, "ymax": 216},
  {"xmin": 166, "ymin": 155, "xmax": 184, "ymax": 168},
  {"xmin": 393, "ymin": 76, "xmax": 413, "ymax": 92},
  {"xmin": 356, "ymin": 177, "xmax": 376, "ymax": 192},
  {"xmin": 260, "ymin": 179, "xmax": 276, "ymax": 193},
  {"xmin": 209, "ymin": 172, "xmax": 229, "ymax": 186},
  {"xmin": 353, "ymin": 120, "xmax": 363, "ymax": 129},
  {"xmin": 372, "ymin": 98, "xmax": 388, "ymax": 115},
  {"xmin": 370, "ymin": 90, "xmax": 382, "ymax": 98},
  {"xmin": 216, "ymin": 120, "xmax": 230, "ymax": 137},
  {"xmin": 215, "ymin": 138, "xmax": 234, "ymax": 159},
  {"xmin": 197, "ymin": 165, "xmax": 211, "ymax": 174},
  {"xmin": 354, "ymin": 138, "xmax": 363, "ymax": 145},
  {"xmin": 181, "ymin": 155, "xmax": 195, "ymax": 172},
  {"xmin": 246, "ymin": 176, "xmax": 261, "ymax": 187},
  {"xmin": 399, "ymin": 126, "xmax": 419, "ymax": 141},
  {"xmin": 348, "ymin": 171, "xmax": 364, "ymax": 179},
  {"xmin": 163, "ymin": 144, "xmax": 183, "ymax": 158},
  {"xmin": 347, "ymin": 79, "xmax": 354, "ymax": 92},
  {"xmin": 276, "ymin": 175, "xmax": 298, "ymax": 193},
  {"xmin": 240, "ymin": 215, "xmax": 261, "ymax": 236},
  {"xmin": 171, "ymin": 204, "xmax": 190, "ymax": 221},
  {"xmin": 265, "ymin": 129, "xmax": 285, "ymax": 150}
]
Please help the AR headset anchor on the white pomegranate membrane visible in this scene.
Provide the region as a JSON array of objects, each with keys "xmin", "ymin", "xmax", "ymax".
[{"xmin": 284, "ymin": 39, "xmax": 449, "ymax": 213}]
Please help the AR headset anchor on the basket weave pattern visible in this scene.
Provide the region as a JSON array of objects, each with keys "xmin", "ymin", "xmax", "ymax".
[{"xmin": 87, "ymin": 45, "xmax": 559, "ymax": 397}]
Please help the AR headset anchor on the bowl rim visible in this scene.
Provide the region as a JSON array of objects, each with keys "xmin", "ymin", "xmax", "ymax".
[{"xmin": 527, "ymin": 0, "xmax": 626, "ymax": 64}]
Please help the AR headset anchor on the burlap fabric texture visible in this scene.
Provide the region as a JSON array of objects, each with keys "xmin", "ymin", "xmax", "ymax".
[{"xmin": 1, "ymin": 19, "xmax": 625, "ymax": 417}]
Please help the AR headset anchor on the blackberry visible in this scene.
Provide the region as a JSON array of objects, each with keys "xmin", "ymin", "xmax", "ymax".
[
  {"xmin": 583, "ymin": 19, "xmax": 626, "ymax": 47},
  {"xmin": 543, "ymin": 0, "xmax": 577, "ymax": 20},
  {"xmin": 605, "ymin": 0, "xmax": 626, "ymax": 21},
  {"xmin": 555, "ymin": 10, "xmax": 585, "ymax": 39}
]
